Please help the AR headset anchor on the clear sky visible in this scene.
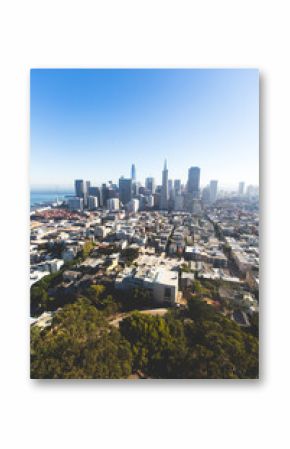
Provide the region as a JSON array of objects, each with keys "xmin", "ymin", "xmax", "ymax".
[{"xmin": 30, "ymin": 68, "xmax": 259, "ymax": 191}]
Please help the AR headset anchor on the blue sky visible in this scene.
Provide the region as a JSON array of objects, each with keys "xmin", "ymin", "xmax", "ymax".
[{"xmin": 30, "ymin": 69, "xmax": 259, "ymax": 190}]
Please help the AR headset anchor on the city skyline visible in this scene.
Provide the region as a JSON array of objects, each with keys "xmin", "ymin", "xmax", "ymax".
[
  {"xmin": 30, "ymin": 159, "xmax": 256, "ymax": 193},
  {"xmin": 30, "ymin": 69, "xmax": 259, "ymax": 189}
]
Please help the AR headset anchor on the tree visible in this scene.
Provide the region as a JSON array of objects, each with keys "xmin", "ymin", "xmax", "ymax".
[
  {"xmin": 120, "ymin": 312, "xmax": 187, "ymax": 378},
  {"xmin": 82, "ymin": 240, "xmax": 95, "ymax": 259},
  {"xmin": 31, "ymin": 299, "xmax": 132, "ymax": 379},
  {"xmin": 120, "ymin": 247, "xmax": 139, "ymax": 265}
]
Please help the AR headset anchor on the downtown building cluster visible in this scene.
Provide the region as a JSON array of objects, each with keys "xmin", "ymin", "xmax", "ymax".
[
  {"xmin": 68, "ymin": 162, "xmax": 223, "ymax": 214},
  {"xmin": 30, "ymin": 161, "xmax": 259, "ymax": 330}
]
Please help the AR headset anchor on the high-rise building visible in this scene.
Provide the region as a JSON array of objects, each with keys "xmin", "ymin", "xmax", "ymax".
[
  {"xmin": 145, "ymin": 177, "xmax": 155, "ymax": 194},
  {"xmin": 131, "ymin": 164, "xmax": 136, "ymax": 181},
  {"xmin": 202, "ymin": 185, "xmax": 210, "ymax": 204},
  {"xmin": 160, "ymin": 159, "xmax": 169, "ymax": 210},
  {"xmin": 75, "ymin": 179, "xmax": 85, "ymax": 198},
  {"xmin": 119, "ymin": 177, "xmax": 132, "ymax": 206},
  {"xmin": 187, "ymin": 167, "xmax": 200, "ymax": 198},
  {"xmin": 75, "ymin": 179, "xmax": 90, "ymax": 207},
  {"xmin": 89, "ymin": 186, "xmax": 102, "ymax": 206},
  {"xmin": 174, "ymin": 179, "xmax": 181, "ymax": 196},
  {"xmin": 209, "ymin": 180, "xmax": 218, "ymax": 203},
  {"xmin": 68, "ymin": 196, "xmax": 84, "ymax": 211},
  {"xmin": 85, "ymin": 181, "xmax": 91, "ymax": 194},
  {"xmin": 88, "ymin": 196, "xmax": 98, "ymax": 210},
  {"xmin": 239, "ymin": 182, "xmax": 245, "ymax": 196}
]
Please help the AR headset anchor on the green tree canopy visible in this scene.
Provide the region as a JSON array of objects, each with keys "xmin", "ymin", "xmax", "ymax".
[{"xmin": 31, "ymin": 299, "xmax": 132, "ymax": 379}]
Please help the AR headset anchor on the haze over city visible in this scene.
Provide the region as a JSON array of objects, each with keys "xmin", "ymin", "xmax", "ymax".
[{"xmin": 30, "ymin": 69, "xmax": 259, "ymax": 190}]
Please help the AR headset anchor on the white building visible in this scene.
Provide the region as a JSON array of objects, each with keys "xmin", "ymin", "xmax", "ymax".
[
  {"xmin": 88, "ymin": 195, "xmax": 98, "ymax": 210},
  {"xmin": 94, "ymin": 225, "xmax": 108, "ymax": 239},
  {"xmin": 146, "ymin": 195, "xmax": 154, "ymax": 208},
  {"xmin": 45, "ymin": 258, "xmax": 64, "ymax": 273},
  {"xmin": 127, "ymin": 198, "xmax": 139, "ymax": 213},
  {"xmin": 115, "ymin": 263, "xmax": 179, "ymax": 306},
  {"xmin": 107, "ymin": 198, "xmax": 120, "ymax": 211}
]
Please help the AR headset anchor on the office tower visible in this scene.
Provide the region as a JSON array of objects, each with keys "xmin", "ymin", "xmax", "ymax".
[
  {"xmin": 101, "ymin": 183, "xmax": 109, "ymax": 207},
  {"xmin": 89, "ymin": 186, "xmax": 102, "ymax": 206},
  {"xmin": 187, "ymin": 167, "xmax": 200, "ymax": 198},
  {"xmin": 75, "ymin": 179, "xmax": 85, "ymax": 197},
  {"xmin": 119, "ymin": 177, "xmax": 132, "ymax": 206},
  {"xmin": 209, "ymin": 180, "xmax": 218, "ymax": 203},
  {"xmin": 107, "ymin": 198, "xmax": 120, "ymax": 211},
  {"xmin": 89, "ymin": 186, "xmax": 98, "ymax": 196},
  {"xmin": 154, "ymin": 192, "xmax": 161, "ymax": 209},
  {"xmin": 145, "ymin": 177, "xmax": 156, "ymax": 194},
  {"xmin": 174, "ymin": 179, "xmax": 181, "ymax": 196},
  {"xmin": 239, "ymin": 181, "xmax": 245, "ymax": 196},
  {"xmin": 131, "ymin": 164, "xmax": 136, "ymax": 181},
  {"xmin": 87, "ymin": 196, "xmax": 98, "ymax": 210},
  {"xmin": 168, "ymin": 179, "xmax": 173, "ymax": 194},
  {"xmin": 160, "ymin": 159, "xmax": 169, "ymax": 210},
  {"xmin": 202, "ymin": 185, "xmax": 210, "ymax": 203},
  {"xmin": 85, "ymin": 181, "xmax": 91, "ymax": 193},
  {"xmin": 74, "ymin": 179, "xmax": 90, "ymax": 207},
  {"xmin": 68, "ymin": 196, "xmax": 84, "ymax": 211},
  {"xmin": 133, "ymin": 181, "xmax": 141, "ymax": 195}
]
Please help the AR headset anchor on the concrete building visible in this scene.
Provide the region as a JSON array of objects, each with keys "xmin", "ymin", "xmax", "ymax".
[
  {"xmin": 115, "ymin": 265, "xmax": 179, "ymax": 306},
  {"xmin": 107, "ymin": 198, "xmax": 120, "ymax": 211},
  {"xmin": 127, "ymin": 198, "xmax": 139, "ymax": 213}
]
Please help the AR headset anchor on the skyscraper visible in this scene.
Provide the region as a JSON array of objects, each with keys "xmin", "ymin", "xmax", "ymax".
[
  {"xmin": 75, "ymin": 179, "xmax": 89, "ymax": 207},
  {"xmin": 131, "ymin": 164, "xmax": 136, "ymax": 181},
  {"xmin": 174, "ymin": 179, "xmax": 181, "ymax": 196},
  {"xmin": 89, "ymin": 186, "xmax": 102, "ymax": 207},
  {"xmin": 209, "ymin": 180, "xmax": 218, "ymax": 203},
  {"xmin": 239, "ymin": 182, "xmax": 245, "ymax": 196},
  {"xmin": 119, "ymin": 177, "xmax": 132, "ymax": 206},
  {"xmin": 187, "ymin": 167, "xmax": 200, "ymax": 198},
  {"xmin": 160, "ymin": 159, "xmax": 169, "ymax": 210},
  {"xmin": 145, "ymin": 177, "xmax": 156, "ymax": 194},
  {"xmin": 75, "ymin": 179, "xmax": 85, "ymax": 198}
]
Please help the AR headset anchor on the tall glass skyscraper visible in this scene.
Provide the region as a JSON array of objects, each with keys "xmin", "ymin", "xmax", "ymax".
[
  {"xmin": 119, "ymin": 177, "xmax": 133, "ymax": 206},
  {"xmin": 131, "ymin": 164, "xmax": 136, "ymax": 181},
  {"xmin": 187, "ymin": 167, "xmax": 200, "ymax": 198}
]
